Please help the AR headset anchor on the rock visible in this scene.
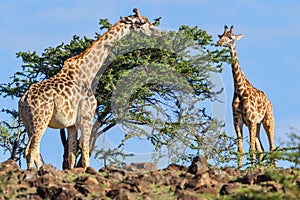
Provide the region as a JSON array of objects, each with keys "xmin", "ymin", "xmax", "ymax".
[
  {"xmin": 0, "ymin": 157, "xmax": 299, "ymax": 199},
  {"xmin": 76, "ymin": 176, "xmax": 99, "ymax": 185},
  {"xmin": 162, "ymin": 171, "xmax": 184, "ymax": 186},
  {"xmin": 177, "ymin": 191, "xmax": 204, "ymax": 200},
  {"xmin": 68, "ymin": 167, "xmax": 86, "ymax": 174},
  {"xmin": 141, "ymin": 193, "xmax": 153, "ymax": 200},
  {"xmin": 224, "ymin": 167, "xmax": 240, "ymax": 177},
  {"xmin": 23, "ymin": 194, "xmax": 42, "ymax": 200},
  {"xmin": 96, "ymin": 176, "xmax": 111, "ymax": 188},
  {"xmin": 137, "ymin": 174, "xmax": 153, "ymax": 184},
  {"xmin": 27, "ymin": 165, "xmax": 58, "ymax": 188},
  {"xmin": 295, "ymin": 177, "xmax": 300, "ymax": 189},
  {"xmin": 187, "ymin": 156, "xmax": 208, "ymax": 175},
  {"xmin": 260, "ymin": 181, "xmax": 282, "ymax": 192},
  {"xmin": 107, "ymin": 170, "xmax": 126, "ymax": 183},
  {"xmin": 115, "ymin": 182, "xmax": 132, "ymax": 191},
  {"xmin": 121, "ymin": 174, "xmax": 154, "ymax": 193},
  {"xmin": 208, "ymin": 167, "xmax": 230, "ymax": 183},
  {"xmin": 185, "ymin": 172, "xmax": 212, "ymax": 189},
  {"xmin": 0, "ymin": 159, "xmax": 20, "ymax": 174},
  {"xmin": 38, "ymin": 164, "xmax": 60, "ymax": 176},
  {"xmin": 38, "ymin": 164, "xmax": 62, "ymax": 187},
  {"xmin": 166, "ymin": 164, "xmax": 188, "ymax": 172},
  {"xmin": 149, "ymin": 170, "xmax": 165, "ymax": 186},
  {"xmin": 196, "ymin": 184, "xmax": 218, "ymax": 195},
  {"xmin": 37, "ymin": 185, "xmax": 58, "ymax": 198},
  {"xmin": 54, "ymin": 185, "xmax": 81, "ymax": 200},
  {"xmin": 37, "ymin": 185, "xmax": 79, "ymax": 200},
  {"xmin": 86, "ymin": 166, "xmax": 98, "ymax": 175},
  {"xmin": 107, "ymin": 189, "xmax": 120, "ymax": 199},
  {"xmin": 99, "ymin": 165, "xmax": 126, "ymax": 176},
  {"xmin": 21, "ymin": 170, "xmax": 39, "ymax": 187},
  {"xmin": 75, "ymin": 183, "xmax": 103, "ymax": 196},
  {"xmin": 75, "ymin": 176, "xmax": 102, "ymax": 196},
  {"xmin": 220, "ymin": 183, "xmax": 241, "ymax": 195},
  {"xmin": 125, "ymin": 162, "xmax": 158, "ymax": 173},
  {"xmin": 107, "ymin": 188, "xmax": 135, "ymax": 200},
  {"xmin": 241, "ymin": 168, "xmax": 265, "ymax": 185},
  {"xmin": 220, "ymin": 183, "xmax": 263, "ymax": 197},
  {"xmin": 170, "ymin": 184, "xmax": 182, "ymax": 193},
  {"xmin": 74, "ymin": 184, "xmax": 89, "ymax": 195},
  {"xmin": 254, "ymin": 173, "xmax": 273, "ymax": 184},
  {"xmin": 115, "ymin": 189, "xmax": 134, "ymax": 200},
  {"xmin": 40, "ymin": 173, "xmax": 58, "ymax": 186}
]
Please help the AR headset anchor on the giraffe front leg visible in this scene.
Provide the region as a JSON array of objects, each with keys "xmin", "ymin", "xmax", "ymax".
[
  {"xmin": 234, "ymin": 121, "xmax": 244, "ymax": 169},
  {"xmin": 232, "ymin": 95, "xmax": 244, "ymax": 168},
  {"xmin": 80, "ymin": 122, "xmax": 92, "ymax": 169},
  {"xmin": 248, "ymin": 124, "xmax": 257, "ymax": 166},
  {"xmin": 233, "ymin": 113, "xmax": 244, "ymax": 168},
  {"xmin": 67, "ymin": 126, "xmax": 78, "ymax": 169},
  {"xmin": 77, "ymin": 96, "xmax": 97, "ymax": 169},
  {"xmin": 255, "ymin": 123, "xmax": 264, "ymax": 164}
]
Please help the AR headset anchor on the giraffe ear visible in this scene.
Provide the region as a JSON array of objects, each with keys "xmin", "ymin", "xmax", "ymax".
[
  {"xmin": 133, "ymin": 8, "xmax": 142, "ymax": 19},
  {"xmin": 232, "ymin": 34, "xmax": 243, "ymax": 41}
]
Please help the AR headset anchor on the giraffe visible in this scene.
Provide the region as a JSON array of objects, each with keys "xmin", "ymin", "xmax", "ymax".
[
  {"xmin": 18, "ymin": 8, "xmax": 161, "ymax": 169},
  {"xmin": 217, "ymin": 25, "xmax": 275, "ymax": 168}
]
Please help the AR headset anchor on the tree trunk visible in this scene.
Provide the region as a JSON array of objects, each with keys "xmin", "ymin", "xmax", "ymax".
[{"xmin": 60, "ymin": 129, "xmax": 69, "ymax": 170}]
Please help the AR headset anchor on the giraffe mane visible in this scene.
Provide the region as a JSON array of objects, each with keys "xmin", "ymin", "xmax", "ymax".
[{"xmin": 63, "ymin": 21, "xmax": 124, "ymax": 65}]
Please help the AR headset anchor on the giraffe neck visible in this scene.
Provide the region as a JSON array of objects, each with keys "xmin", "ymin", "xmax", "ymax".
[
  {"xmin": 230, "ymin": 44, "xmax": 249, "ymax": 95},
  {"xmin": 62, "ymin": 21, "xmax": 131, "ymax": 87}
]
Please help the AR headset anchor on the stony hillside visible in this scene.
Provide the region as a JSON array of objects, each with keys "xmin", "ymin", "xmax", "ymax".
[{"xmin": 0, "ymin": 157, "xmax": 299, "ymax": 200}]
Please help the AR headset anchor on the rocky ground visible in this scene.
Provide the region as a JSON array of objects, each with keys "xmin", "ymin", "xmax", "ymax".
[{"xmin": 0, "ymin": 157, "xmax": 299, "ymax": 200}]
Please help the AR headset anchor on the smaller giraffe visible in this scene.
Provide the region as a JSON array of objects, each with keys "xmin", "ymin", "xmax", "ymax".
[{"xmin": 217, "ymin": 25, "xmax": 275, "ymax": 168}]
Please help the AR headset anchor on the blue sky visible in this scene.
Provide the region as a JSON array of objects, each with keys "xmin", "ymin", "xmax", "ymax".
[{"xmin": 1, "ymin": 0, "xmax": 300, "ymax": 169}]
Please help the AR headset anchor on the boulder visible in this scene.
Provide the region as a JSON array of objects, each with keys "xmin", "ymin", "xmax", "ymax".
[
  {"xmin": 187, "ymin": 156, "xmax": 208, "ymax": 175},
  {"xmin": 0, "ymin": 159, "xmax": 20, "ymax": 174}
]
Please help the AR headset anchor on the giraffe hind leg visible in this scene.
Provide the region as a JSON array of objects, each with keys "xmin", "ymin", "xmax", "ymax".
[
  {"xmin": 23, "ymin": 114, "xmax": 50, "ymax": 169},
  {"xmin": 262, "ymin": 104, "xmax": 276, "ymax": 166},
  {"xmin": 262, "ymin": 108, "xmax": 275, "ymax": 151},
  {"xmin": 25, "ymin": 136, "xmax": 34, "ymax": 169},
  {"xmin": 25, "ymin": 131, "xmax": 44, "ymax": 169},
  {"xmin": 22, "ymin": 119, "xmax": 37, "ymax": 169}
]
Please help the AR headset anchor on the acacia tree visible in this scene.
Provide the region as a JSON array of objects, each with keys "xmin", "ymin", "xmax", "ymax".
[{"xmin": 0, "ymin": 18, "xmax": 234, "ymax": 168}]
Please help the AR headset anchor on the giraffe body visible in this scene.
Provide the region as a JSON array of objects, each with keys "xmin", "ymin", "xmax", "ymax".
[
  {"xmin": 19, "ymin": 9, "xmax": 161, "ymax": 169},
  {"xmin": 218, "ymin": 26, "xmax": 275, "ymax": 168}
]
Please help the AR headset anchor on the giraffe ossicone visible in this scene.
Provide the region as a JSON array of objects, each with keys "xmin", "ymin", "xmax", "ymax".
[
  {"xmin": 218, "ymin": 25, "xmax": 275, "ymax": 168},
  {"xmin": 19, "ymin": 8, "xmax": 161, "ymax": 169}
]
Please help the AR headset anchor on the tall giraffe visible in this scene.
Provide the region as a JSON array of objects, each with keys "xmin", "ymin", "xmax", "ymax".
[
  {"xmin": 217, "ymin": 26, "xmax": 275, "ymax": 168},
  {"xmin": 19, "ymin": 8, "xmax": 161, "ymax": 169}
]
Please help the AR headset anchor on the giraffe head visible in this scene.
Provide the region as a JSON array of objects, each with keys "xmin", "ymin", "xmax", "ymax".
[
  {"xmin": 121, "ymin": 8, "xmax": 162, "ymax": 37},
  {"xmin": 217, "ymin": 25, "xmax": 243, "ymax": 48}
]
